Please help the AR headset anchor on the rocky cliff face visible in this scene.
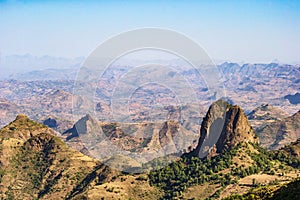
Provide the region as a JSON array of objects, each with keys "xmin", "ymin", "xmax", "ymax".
[
  {"xmin": 61, "ymin": 114, "xmax": 103, "ymax": 156},
  {"xmin": 193, "ymin": 100, "xmax": 259, "ymax": 158},
  {"xmin": 215, "ymin": 104, "xmax": 258, "ymax": 152}
]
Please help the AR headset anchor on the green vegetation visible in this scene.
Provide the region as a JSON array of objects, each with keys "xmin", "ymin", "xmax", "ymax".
[
  {"xmin": 15, "ymin": 145, "xmax": 51, "ymax": 190},
  {"xmin": 149, "ymin": 143, "xmax": 239, "ymax": 199},
  {"xmin": 149, "ymin": 142, "xmax": 300, "ymax": 199}
]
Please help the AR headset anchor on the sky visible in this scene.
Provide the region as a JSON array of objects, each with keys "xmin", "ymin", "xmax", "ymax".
[{"xmin": 0, "ymin": 0, "xmax": 300, "ymax": 64}]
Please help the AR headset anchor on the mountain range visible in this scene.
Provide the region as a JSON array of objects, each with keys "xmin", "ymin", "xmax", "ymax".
[
  {"xmin": 0, "ymin": 101, "xmax": 299, "ymax": 199},
  {"xmin": 0, "ymin": 61, "xmax": 299, "ymax": 199},
  {"xmin": 0, "ymin": 62, "xmax": 299, "ymax": 128}
]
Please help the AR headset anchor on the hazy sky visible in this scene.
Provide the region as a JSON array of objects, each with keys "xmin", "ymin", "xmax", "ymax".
[{"xmin": 0, "ymin": 0, "xmax": 300, "ymax": 63}]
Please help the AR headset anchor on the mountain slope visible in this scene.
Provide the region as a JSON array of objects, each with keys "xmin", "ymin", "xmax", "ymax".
[
  {"xmin": 257, "ymin": 111, "xmax": 300, "ymax": 150},
  {"xmin": 280, "ymin": 138, "xmax": 300, "ymax": 160},
  {"xmin": 248, "ymin": 104, "xmax": 289, "ymax": 129},
  {"xmin": 0, "ymin": 101, "xmax": 299, "ymax": 199},
  {"xmin": 0, "ymin": 115, "xmax": 100, "ymax": 199},
  {"xmin": 0, "ymin": 114, "xmax": 56, "ymax": 141},
  {"xmin": 0, "ymin": 115, "xmax": 162, "ymax": 199},
  {"xmin": 223, "ymin": 178, "xmax": 300, "ymax": 200}
]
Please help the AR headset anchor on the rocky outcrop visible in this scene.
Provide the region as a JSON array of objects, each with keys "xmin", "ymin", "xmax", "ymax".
[
  {"xmin": 216, "ymin": 104, "xmax": 258, "ymax": 151},
  {"xmin": 193, "ymin": 100, "xmax": 258, "ymax": 158},
  {"xmin": 61, "ymin": 114, "xmax": 103, "ymax": 154},
  {"xmin": 63, "ymin": 113, "xmax": 197, "ymax": 158},
  {"xmin": 63, "ymin": 114, "xmax": 101, "ymax": 140}
]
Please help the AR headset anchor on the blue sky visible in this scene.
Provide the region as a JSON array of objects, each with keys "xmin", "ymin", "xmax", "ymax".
[{"xmin": 0, "ymin": 0, "xmax": 300, "ymax": 63}]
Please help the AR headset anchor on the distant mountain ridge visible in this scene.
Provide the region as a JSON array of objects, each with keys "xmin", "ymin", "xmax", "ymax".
[
  {"xmin": 9, "ymin": 67, "xmax": 80, "ymax": 81},
  {"xmin": 217, "ymin": 62, "xmax": 300, "ymax": 115},
  {"xmin": 218, "ymin": 62, "xmax": 300, "ymax": 79},
  {"xmin": 0, "ymin": 61, "xmax": 299, "ymax": 133},
  {"xmin": 0, "ymin": 54, "xmax": 83, "ymax": 80}
]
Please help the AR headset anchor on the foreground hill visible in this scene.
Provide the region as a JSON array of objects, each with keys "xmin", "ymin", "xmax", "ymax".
[
  {"xmin": 0, "ymin": 115, "xmax": 161, "ymax": 199},
  {"xmin": 0, "ymin": 115, "xmax": 98, "ymax": 199}
]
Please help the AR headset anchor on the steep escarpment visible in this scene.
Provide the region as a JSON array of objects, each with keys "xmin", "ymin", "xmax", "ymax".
[{"xmin": 216, "ymin": 104, "xmax": 258, "ymax": 152}]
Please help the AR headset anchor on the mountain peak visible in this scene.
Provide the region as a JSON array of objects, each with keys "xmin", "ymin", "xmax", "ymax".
[
  {"xmin": 63, "ymin": 114, "xmax": 102, "ymax": 143},
  {"xmin": 83, "ymin": 113, "xmax": 95, "ymax": 122},
  {"xmin": 193, "ymin": 101, "xmax": 258, "ymax": 158},
  {"xmin": 15, "ymin": 114, "xmax": 29, "ymax": 121},
  {"xmin": 0, "ymin": 114, "xmax": 55, "ymax": 141}
]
